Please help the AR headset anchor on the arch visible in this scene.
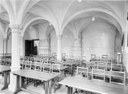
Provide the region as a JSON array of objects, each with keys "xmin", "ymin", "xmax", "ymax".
[
  {"xmin": 62, "ymin": 8, "xmax": 123, "ymax": 35},
  {"xmin": 0, "ymin": 23, "xmax": 4, "ymax": 38},
  {"xmin": 22, "ymin": 17, "xmax": 56, "ymax": 37},
  {"xmin": 1, "ymin": 0, "xmax": 14, "ymax": 24}
]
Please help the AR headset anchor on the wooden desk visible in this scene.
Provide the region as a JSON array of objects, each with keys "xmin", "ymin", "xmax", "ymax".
[
  {"xmin": 12, "ymin": 69, "xmax": 58, "ymax": 94},
  {"xmin": 59, "ymin": 76, "xmax": 128, "ymax": 94},
  {"xmin": 0, "ymin": 65, "xmax": 10, "ymax": 90},
  {"xmin": 62, "ymin": 61, "xmax": 78, "ymax": 76}
]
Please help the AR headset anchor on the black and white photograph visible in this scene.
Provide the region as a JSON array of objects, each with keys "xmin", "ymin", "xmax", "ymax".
[{"xmin": 0, "ymin": 0, "xmax": 128, "ymax": 94}]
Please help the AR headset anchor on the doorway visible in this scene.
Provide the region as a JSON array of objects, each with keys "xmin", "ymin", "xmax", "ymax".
[{"xmin": 25, "ymin": 40, "xmax": 38, "ymax": 56}]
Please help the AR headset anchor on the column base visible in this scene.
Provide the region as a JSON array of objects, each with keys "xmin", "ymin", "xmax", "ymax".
[{"xmin": 8, "ymin": 73, "xmax": 17, "ymax": 92}]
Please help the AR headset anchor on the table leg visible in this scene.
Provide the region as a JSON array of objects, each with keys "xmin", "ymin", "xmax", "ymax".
[
  {"xmin": 45, "ymin": 81, "xmax": 49, "ymax": 94},
  {"xmin": 1, "ymin": 72, "xmax": 8, "ymax": 90},
  {"xmin": 67, "ymin": 86, "xmax": 73, "ymax": 94},
  {"xmin": 14, "ymin": 75, "xmax": 22, "ymax": 94},
  {"xmin": 48, "ymin": 80, "xmax": 52, "ymax": 94}
]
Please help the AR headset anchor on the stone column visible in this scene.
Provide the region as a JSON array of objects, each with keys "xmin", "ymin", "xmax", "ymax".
[
  {"xmin": 57, "ymin": 35, "xmax": 62, "ymax": 62},
  {"xmin": 74, "ymin": 33, "xmax": 81, "ymax": 57},
  {"xmin": 8, "ymin": 24, "xmax": 21, "ymax": 92},
  {"xmin": 20, "ymin": 35, "xmax": 24, "ymax": 57},
  {"xmin": 3, "ymin": 38, "xmax": 7, "ymax": 55},
  {"xmin": 123, "ymin": 21, "xmax": 128, "ymax": 72}
]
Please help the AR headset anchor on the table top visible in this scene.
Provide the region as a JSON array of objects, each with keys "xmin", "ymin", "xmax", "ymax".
[
  {"xmin": 0, "ymin": 65, "xmax": 10, "ymax": 72},
  {"xmin": 60, "ymin": 66, "xmax": 69, "ymax": 70},
  {"xmin": 62, "ymin": 61, "xmax": 78, "ymax": 65},
  {"xmin": 59, "ymin": 76, "xmax": 128, "ymax": 94},
  {"xmin": 12, "ymin": 69, "xmax": 59, "ymax": 81}
]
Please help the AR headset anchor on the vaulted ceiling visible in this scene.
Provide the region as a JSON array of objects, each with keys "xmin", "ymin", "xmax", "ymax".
[{"xmin": 0, "ymin": 0, "xmax": 128, "ymax": 38}]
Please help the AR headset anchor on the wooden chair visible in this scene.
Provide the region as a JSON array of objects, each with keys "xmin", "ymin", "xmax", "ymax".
[
  {"xmin": 34, "ymin": 61, "xmax": 41, "ymax": 71},
  {"xmin": 111, "ymin": 64, "xmax": 124, "ymax": 72},
  {"xmin": 92, "ymin": 68, "xmax": 106, "ymax": 82},
  {"xmin": 97, "ymin": 62, "xmax": 107, "ymax": 70},
  {"xmin": 91, "ymin": 54, "xmax": 96, "ymax": 61},
  {"xmin": 76, "ymin": 67, "xmax": 89, "ymax": 78},
  {"xmin": 20, "ymin": 59, "xmax": 25, "ymax": 69},
  {"xmin": 33, "ymin": 61, "xmax": 42, "ymax": 87},
  {"xmin": 25, "ymin": 61, "xmax": 32, "ymax": 70},
  {"xmin": 110, "ymin": 70, "xmax": 126, "ymax": 85},
  {"xmin": 73, "ymin": 67, "xmax": 89, "ymax": 94},
  {"xmin": 51, "ymin": 63, "xmax": 61, "ymax": 93},
  {"xmin": 51, "ymin": 63, "xmax": 61, "ymax": 74},
  {"xmin": 101, "ymin": 55, "xmax": 108, "ymax": 62},
  {"xmin": 43, "ymin": 63, "xmax": 51, "ymax": 73}
]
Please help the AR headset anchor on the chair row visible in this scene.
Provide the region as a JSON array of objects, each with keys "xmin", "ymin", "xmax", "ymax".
[
  {"xmin": 76, "ymin": 66, "xmax": 126, "ymax": 85},
  {"xmin": 82, "ymin": 61, "xmax": 125, "ymax": 72}
]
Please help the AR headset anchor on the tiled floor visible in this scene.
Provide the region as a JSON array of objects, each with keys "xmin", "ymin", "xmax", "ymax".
[
  {"xmin": 0, "ymin": 83, "xmax": 67, "ymax": 94},
  {"xmin": 0, "ymin": 76, "xmax": 67, "ymax": 94}
]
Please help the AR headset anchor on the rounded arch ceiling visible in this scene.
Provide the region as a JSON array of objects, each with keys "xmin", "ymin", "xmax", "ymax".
[
  {"xmin": 23, "ymin": 18, "xmax": 55, "ymax": 40},
  {"xmin": 63, "ymin": 11, "xmax": 122, "ymax": 37}
]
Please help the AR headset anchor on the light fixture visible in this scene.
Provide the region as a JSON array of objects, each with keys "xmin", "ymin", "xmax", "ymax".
[{"xmin": 92, "ymin": 16, "xmax": 95, "ymax": 21}]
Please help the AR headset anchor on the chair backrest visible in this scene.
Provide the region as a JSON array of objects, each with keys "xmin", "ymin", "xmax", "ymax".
[
  {"xmin": 92, "ymin": 68, "xmax": 106, "ymax": 82},
  {"xmin": 51, "ymin": 63, "xmax": 61, "ymax": 75},
  {"xmin": 91, "ymin": 54, "xmax": 96, "ymax": 60},
  {"xmin": 97, "ymin": 62, "xmax": 107, "ymax": 70},
  {"xmin": 25, "ymin": 60, "xmax": 32, "ymax": 70},
  {"xmin": 110, "ymin": 70, "xmax": 126, "ymax": 85},
  {"xmin": 111, "ymin": 64, "xmax": 124, "ymax": 71},
  {"xmin": 76, "ymin": 67, "xmax": 88, "ymax": 79},
  {"xmin": 43, "ymin": 63, "xmax": 51, "ymax": 73},
  {"xmin": 101, "ymin": 55, "xmax": 108, "ymax": 62},
  {"xmin": 35, "ymin": 61, "xmax": 41, "ymax": 71}
]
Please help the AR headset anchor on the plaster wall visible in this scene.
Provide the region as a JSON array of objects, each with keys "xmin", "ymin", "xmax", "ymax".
[{"xmin": 82, "ymin": 20, "xmax": 117, "ymax": 61}]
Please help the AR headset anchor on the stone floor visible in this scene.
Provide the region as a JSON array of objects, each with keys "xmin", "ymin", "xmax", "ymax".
[
  {"xmin": 0, "ymin": 83, "xmax": 67, "ymax": 94},
  {"xmin": 0, "ymin": 75, "xmax": 67, "ymax": 94}
]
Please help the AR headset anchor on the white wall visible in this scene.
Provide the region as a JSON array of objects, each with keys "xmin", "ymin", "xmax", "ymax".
[{"xmin": 82, "ymin": 20, "xmax": 117, "ymax": 61}]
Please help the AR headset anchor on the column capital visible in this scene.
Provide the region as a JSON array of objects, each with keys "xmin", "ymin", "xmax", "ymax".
[{"xmin": 9, "ymin": 24, "xmax": 23, "ymax": 33}]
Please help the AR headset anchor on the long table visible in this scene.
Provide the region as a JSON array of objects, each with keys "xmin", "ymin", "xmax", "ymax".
[
  {"xmin": 0, "ymin": 65, "xmax": 10, "ymax": 90},
  {"xmin": 59, "ymin": 76, "xmax": 128, "ymax": 94},
  {"xmin": 12, "ymin": 69, "xmax": 59, "ymax": 94}
]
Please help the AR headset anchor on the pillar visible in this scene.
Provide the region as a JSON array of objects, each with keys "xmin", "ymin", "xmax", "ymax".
[
  {"xmin": 74, "ymin": 33, "xmax": 81, "ymax": 57},
  {"xmin": 3, "ymin": 38, "xmax": 7, "ymax": 55},
  {"xmin": 123, "ymin": 21, "xmax": 128, "ymax": 72},
  {"xmin": 20, "ymin": 35, "xmax": 24, "ymax": 57},
  {"xmin": 57, "ymin": 35, "xmax": 62, "ymax": 62},
  {"xmin": 8, "ymin": 24, "xmax": 21, "ymax": 92}
]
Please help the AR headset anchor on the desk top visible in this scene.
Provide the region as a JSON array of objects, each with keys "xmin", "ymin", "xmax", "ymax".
[
  {"xmin": 60, "ymin": 66, "xmax": 69, "ymax": 70},
  {"xmin": 59, "ymin": 76, "xmax": 128, "ymax": 94},
  {"xmin": 62, "ymin": 61, "xmax": 78, "ymax": 65},
  {"xmin": 12, "ymin": 69, "xmax": 58, "ymax": 81},
  {"xmin": 0, "ymin": 65, "xmax": 10, "ymax": 72}
]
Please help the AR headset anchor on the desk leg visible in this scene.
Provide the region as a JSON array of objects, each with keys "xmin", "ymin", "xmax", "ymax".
[
  {"xmin": 48, "ymin": 80, "xmax": 52, "ymax": 94},
  {"xmin": 67, "ymin": 86, "xmax": 73, "ymax": 94},
  {"xmin": 45, "ymin": 81, "xmax": 49, "ymax": 94},
  {"xmin": 20, "ymin": 76, "xmax": 26, "ymax": 89},
  {"xmin": 14, "ymin": 75, "xmax": 22, "ymax": 94},
  {"xmin": 1, "ymin": 72, "xmax": 8, "ymax": 90}
]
